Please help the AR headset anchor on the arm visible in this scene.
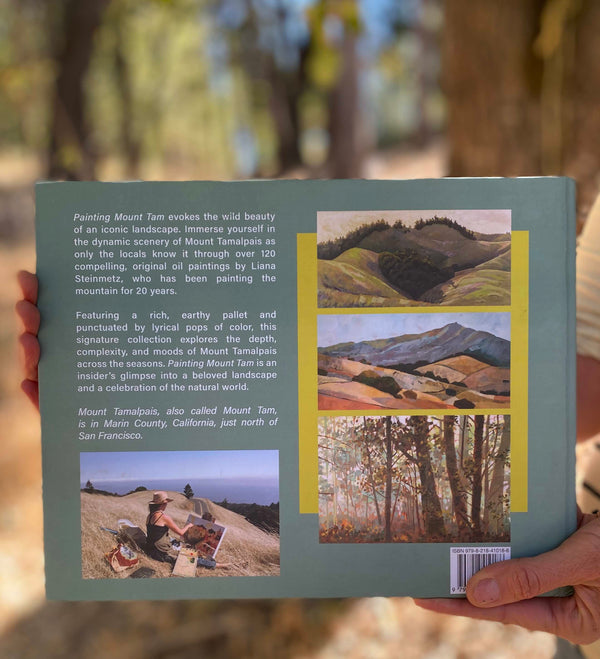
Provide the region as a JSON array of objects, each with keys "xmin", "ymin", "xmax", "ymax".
[
  {"xmin": 160, "ymin": 514, "xmax": 193, "ymax": 538},
  {"xmin": 577, "ymin": 354, "xmax": 600, "ymax": 441}
]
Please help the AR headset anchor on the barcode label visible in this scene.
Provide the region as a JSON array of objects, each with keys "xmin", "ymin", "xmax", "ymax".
[{"xmin": 450, "ymin": 547, "xmax": 511, "ymax": 594}]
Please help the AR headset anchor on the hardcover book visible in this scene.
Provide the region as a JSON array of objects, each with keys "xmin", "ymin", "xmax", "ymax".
[{"xmin": 35, "ymin": 178, "xmax": 576, "ymax": 599}]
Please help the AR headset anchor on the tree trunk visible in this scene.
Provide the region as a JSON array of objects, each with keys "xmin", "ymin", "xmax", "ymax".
[
  {"xmin": 48, "ymin": 0, "xmax": 110, "ymax": 180},
  {"xmin": 488, "ymin": 416, "xmax": 511, "ymax": 536},
  {"xmin": 363, "ymin": 418, "xmax": 382, "ymax": 526},
  {"xmin": 471, "ymin": 415, "xmax": 485, "ymax": 537},
  {"xmin": 443, "ymin": 0, "xmax": 545, "ymax": 178},
  {"xmin": 114, "ymin": 16, "xmax": 141, "ymax": 178},
  {"xmin": 411, "ymin": 417, "xmax": 446, "ymax": 538},
  {"xmin": 443, "ymin": 0, "xmax": 600, "ymax": 224},
  {"xmin": 442, "ymin": 416, "xmax": 470, "ymax": 538},
  {"xmin": 384, "ymin": 416, "xmax": 393, "ymax": 542},
  {"xmin": 327, "ymin": 26, "xmax": 364, "ymax": 178}
]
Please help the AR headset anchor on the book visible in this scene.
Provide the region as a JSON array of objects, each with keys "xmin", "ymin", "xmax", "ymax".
[{"xmin": 35, "ymin": 178, "xmax": 576, "ymax": 599}]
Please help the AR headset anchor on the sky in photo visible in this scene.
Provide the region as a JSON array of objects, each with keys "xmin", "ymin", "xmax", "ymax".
[
  {"xmin": 318, "ymin": 312, "xmax": 511, "ymax": 347},
  {"xmin": 80, "ymin": 450, "xmax": 279, "ymax": 483},
  {"xmin": 317, "ymin": 209, "xmax": 511, "ymax": 243}
]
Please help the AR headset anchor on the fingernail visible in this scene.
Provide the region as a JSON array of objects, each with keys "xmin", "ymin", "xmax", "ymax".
[{"xmin": 472, "ymin": 578, "xmax": 500, "ymax": 604}]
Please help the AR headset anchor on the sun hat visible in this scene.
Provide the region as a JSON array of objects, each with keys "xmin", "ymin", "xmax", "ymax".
[{"xmin": 149, "ymin": 491, "xmax": 173, "ymax": 505}]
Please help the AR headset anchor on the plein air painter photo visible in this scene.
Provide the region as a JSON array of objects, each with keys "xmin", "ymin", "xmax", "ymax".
[
  {"xmin": 317, "ymin": 313, "xmax": 510, "ymax": 411},
  {"xmin": 317, "ymin": 210, "xmax": 511, "ymax": 308},
  {"xmin": 80, "ymin": 450, "xmax": 280, "ymax": 579},
  {"xmin": 318, "ymin": 414, "xmax": 510, "ymax": 544}
]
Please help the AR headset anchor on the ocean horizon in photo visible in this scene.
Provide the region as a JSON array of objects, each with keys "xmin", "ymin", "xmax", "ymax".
[{"xmin": 81, "ymin": 477, "xmax": 279, "ymax": 505}]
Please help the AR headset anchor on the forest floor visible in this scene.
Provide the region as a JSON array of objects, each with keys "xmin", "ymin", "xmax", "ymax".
[{"xmin": 0, "ymin": 145, "xmax": 568, "ymax": 657}]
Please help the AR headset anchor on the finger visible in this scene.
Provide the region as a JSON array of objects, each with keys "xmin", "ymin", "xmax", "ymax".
[
  {"xmin": 17, "ymin": 270, "xmax": 38, "ymax": 304},
  {"xmin": 19, "ymin": 332, "xmax": 40, "ymax": 382},
  {"xmin": 415, "ymin": 596, "xmax": 598, "ymax": 645},
  {"xmin": 15, "ymin": 299, "xmax": 40, "ymax": 335},
  {"xmin": 21, "ymin": 379, "xmax": 39, "ymax": 411},
  {"xmin": 467, "ymin": 521, "xmax": 600, "ymax": 607}
]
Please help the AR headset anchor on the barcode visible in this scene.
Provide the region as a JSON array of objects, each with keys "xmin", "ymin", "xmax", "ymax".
[{"xmin": 450, "ymin": 547, "xmax": 511, "ymax": 594}]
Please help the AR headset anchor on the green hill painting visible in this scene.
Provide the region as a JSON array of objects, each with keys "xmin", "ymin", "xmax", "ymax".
[{"xmin": 317, "ymin": 210, "xmax": 511, "ymax": 308}]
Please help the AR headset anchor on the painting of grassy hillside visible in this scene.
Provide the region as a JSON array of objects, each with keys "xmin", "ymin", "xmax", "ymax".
[
  {"xmin": 317, "ymin": 210, "xmax": 511, "ymax": 308},
  {"xmin": 81, "ymin": 491, "xmax": 280, "ymax": 579},
  {"xmin": 318, "ymin": 313, "xmax": 510, "ymax": 411}
]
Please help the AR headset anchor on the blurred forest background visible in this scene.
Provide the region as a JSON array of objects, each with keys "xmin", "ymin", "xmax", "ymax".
[{"xmin": 1, "ymin": 0, "xmax": 600, "ymax": 657}]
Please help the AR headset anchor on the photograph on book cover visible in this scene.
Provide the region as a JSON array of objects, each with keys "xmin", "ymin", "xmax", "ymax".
[
  {"xmin": 318, "ymin": 414, "xmax": 510, "ymax": 544},
  {"xmin": 317, "ymin": 209, "xmax": 511, "ymax": 308},
  {"xmin": 317, "ymin": 313, "xmax": 510, "ymax": 411},
  {"xmin": 80, "ymin": 450, "xmax": 280, "ymax": 579}
]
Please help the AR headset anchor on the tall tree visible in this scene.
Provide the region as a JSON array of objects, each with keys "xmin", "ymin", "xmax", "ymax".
[
  {"xmin": 471, "ymin": 415, "xmax": 485, "ymax": 536},
  {"xmin": 487, "ymin": 416, "xmax": 510, "ymax": 536},
  {"xmin": 48, "ymin": 0, "xmax": 110, "ymax": 179},
  {"xmin": 443, "ymin": 0, "xmax": 600, "ymax": 220},
  {"xmin": 401, "ymin": 416, "xmax": 446, "ymax": 538},
  {"xmin": 384, "ymin": 416, "xmax": 393, "ymax": 542},
  {"xmin": 442, "ymin": 415, "xmax": 470, "ymax": 538},
  {"xmin": 362, "ymin": 417, "xmax": 383, "ymax": 526}
]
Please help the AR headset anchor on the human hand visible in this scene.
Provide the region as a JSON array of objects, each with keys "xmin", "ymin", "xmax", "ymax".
[
  {"xmin": 414, "ymin": 508, "xmax": 600, "ymax": 644},
  {"xmin": 15, "ymin": 270, "xmax": 40, "ymax": 410}
]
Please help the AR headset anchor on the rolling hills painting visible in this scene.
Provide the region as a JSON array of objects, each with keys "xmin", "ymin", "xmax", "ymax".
[
  {"xmin": 317, "ymin": 210, "xmax": 511, "ymax": 307},
  {"xmin": 318, "ymin": 313, "xmax": 510, "ymax": 411}
]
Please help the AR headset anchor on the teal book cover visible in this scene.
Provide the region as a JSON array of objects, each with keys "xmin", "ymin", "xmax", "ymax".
[{"xmin": 35, "ymin": 178, "xmax": 576, "ymax": 599}]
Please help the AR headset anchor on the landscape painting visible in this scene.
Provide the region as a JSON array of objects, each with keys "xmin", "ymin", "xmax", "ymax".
[
  {"xmin": 318, "ymin": 313, "xmax": 510, "ymax": 411},
  {"xmin": 317, "ymin": 209, "xmax": 511, "ymax": 307},
  {"xmin": 319, "ymin": 414, "xmax": 510, "ymax": 544}
]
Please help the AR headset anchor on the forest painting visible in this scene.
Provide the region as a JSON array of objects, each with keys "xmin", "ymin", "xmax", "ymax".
[
  {"xmin": 319, "ymin": 414, "xmax": 510, "ymax": 544},
  {"xmin": 317, "ymin": 210, "xmax": 511, "ymax": 308}
]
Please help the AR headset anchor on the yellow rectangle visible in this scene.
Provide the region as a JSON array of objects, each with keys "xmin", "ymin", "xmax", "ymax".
[
  {"xmin": 298, "ymin": 234, "xmax": 318, "ymax": 514},
  {"xmin": 510, "ymin": 231, "xmax": 529, "ymax": 512}
]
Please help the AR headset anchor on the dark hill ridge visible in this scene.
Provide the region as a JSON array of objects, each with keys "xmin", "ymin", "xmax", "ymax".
[
  {"xmin": 356, "ymin": 225, "xmax": 507, "ymax": 271},
  {"xmin": 319, "ymin": 322, "xmax": 510, "ymax": 368}
]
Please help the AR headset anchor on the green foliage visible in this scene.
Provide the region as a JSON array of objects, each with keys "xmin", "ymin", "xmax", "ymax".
[
  {"xmin": 353, "ymin": 370, "xmax": 400, "ymax": 396},
  {"xmin": 414, "ymin": 216, "xmax": 476, "ymax": 240},
  {"xmin": 318, "ymin": 220, "xmax": 390, "ymax": 260},
  {"xmin": 391, "ymin": 219, "xmax": 409, "ymax": 231},
  {"xmin": 85, "ymin": 480, "xmax": 94, "ymax": 491},
  {"xmin": 218, "ymin": 500, "xmax": 279, "ymax": 533},
  {"xmin": 378, "ymin": 248, "xmax": 452, "ymax": 299},
  {"xmin": 183, "ymin": 483, "xmax": 194, "ymax": 499}
]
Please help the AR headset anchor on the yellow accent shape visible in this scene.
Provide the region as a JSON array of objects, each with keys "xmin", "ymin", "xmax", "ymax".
[
  {"xmin": 318, "ymin": 306, "xmax": 510, "ymax": 315},
  {"xmin": 298, "ymin": 231, "xmax": 529, "ymax": 515},
  {"xmin": 511, "ymin": 231, "xmax": 529, "ymax": 512},
  {"xmin": 298, "ymin": 234, "xmax": 318, "ymax": 514}
]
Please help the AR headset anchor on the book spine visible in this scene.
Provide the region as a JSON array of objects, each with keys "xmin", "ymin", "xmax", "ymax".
[{"xmin": 566, "ymin": 177, "xmax": 578, "ymax": 537}]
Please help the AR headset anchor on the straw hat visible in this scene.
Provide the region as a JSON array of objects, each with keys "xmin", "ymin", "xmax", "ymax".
[{"xmin": 149, "ymin": 491, "xmax": 173, "ymax": 505}]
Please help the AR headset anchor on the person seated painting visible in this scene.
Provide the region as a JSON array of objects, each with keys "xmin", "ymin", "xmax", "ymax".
[{"xmin": 146, "ymin": 491, "xmax": 193, "ymax": 565}]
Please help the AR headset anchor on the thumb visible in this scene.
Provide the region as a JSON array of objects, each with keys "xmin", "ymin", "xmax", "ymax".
[{"xmin": 466, "ymin": 520, "xmax": 600, "ymax": 607}]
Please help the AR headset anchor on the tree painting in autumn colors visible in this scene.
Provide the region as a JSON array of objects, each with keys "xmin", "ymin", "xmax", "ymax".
[{"xmin": 318, "ymin": 414, "xmax": 510, "ymax": 543}]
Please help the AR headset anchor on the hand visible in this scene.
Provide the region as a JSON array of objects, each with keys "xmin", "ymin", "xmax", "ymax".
[
  {"xmin": 414, "ymin": 508, "xmax": 600, "ymax": 644},
  {"xmin": 15, "ymin": 270, "xmax": 40, "ymax": 410}
]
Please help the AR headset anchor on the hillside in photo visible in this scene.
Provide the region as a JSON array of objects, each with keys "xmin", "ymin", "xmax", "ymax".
[
  {"xmin": 81, "ymin": 490, "xmax": 280, "ymax": 579},
  {"xmin": 317, "ymin": 217, "xmax": 511, "ymax": 308},
  {"xmin": 318, "ymin": 322, "xmax": 510, "ymax": 411}
]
